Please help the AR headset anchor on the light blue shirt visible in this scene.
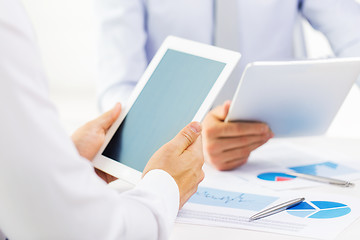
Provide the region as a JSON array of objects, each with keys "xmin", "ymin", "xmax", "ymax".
[{"xmin": 97, "ymin": 0, "xmax": 360, "ymax": 111}]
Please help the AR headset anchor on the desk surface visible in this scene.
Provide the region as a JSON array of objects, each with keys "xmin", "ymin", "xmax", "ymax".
[{"xmin": 170, "ymin": 137, "xmax": 360, "ymax": 240}]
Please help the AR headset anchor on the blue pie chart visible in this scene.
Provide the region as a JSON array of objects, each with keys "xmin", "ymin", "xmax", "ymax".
[
  {"xmin": 287, "ymin": 201, "xmax": 351, "ymax": 219},
  {"xmin": 257, "ymin": 172, "xmax": 297, "ymax": 182}
]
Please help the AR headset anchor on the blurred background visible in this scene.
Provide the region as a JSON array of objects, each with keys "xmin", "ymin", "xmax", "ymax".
[{"xmin": 21, "ymin": 0, "xmax": 360, "ymax": 139}]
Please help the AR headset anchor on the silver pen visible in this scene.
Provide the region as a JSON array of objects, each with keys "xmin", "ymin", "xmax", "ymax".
[
  {"xmin": 249, "ymin": 197, "xmax": 305, "ymax": 221},
  {"xmin": 285, "ymin": 172, "xmax": 355, "ymax": 187}
]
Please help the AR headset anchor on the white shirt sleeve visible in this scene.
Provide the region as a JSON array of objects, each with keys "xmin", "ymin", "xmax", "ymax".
[
  {"xmin": 0, "ymin": 1, "xmax": 179, "ymax": 239},
  {"xmin": 96, "ymin": 0, "xmax": 148, "ymax": 112}
]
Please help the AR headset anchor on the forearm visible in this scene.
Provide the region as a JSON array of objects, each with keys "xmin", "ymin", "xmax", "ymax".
[{"xmin": 0, "ymin": 155, "xmax": 179, "ymax": 240}]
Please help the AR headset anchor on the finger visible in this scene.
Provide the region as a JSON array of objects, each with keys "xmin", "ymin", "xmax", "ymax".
[
  {"xmin": 186, "ymin": 136, "xmax": 205, "ymax": 166},
  {"xmin": 94, "ymin": 168, "xmax": 118, "ymax": 183},
  {"xmin": 219, "ymin": 121, "xmax": 270, "ymax": 137},
  {"xmin": 171, "ymin": 122, "xmax": 202, "ymax": 155},
  {"xmin": 206, "ymin": 133, "xmax": 271, "ymax": 154},
  {"xmin": 95, "ymin": 103, "xmax": 122, "ymax": 132},
  {"xmin": 211, "ymin": 140, "xmax": 268, "ymax": 165},
  {"xmin": 220, "ymin": 157, "xmax": 248, "ymax": 171},
  {"xmin": 186, "ymin": 130, "xmax": 203, "ymax": 151},
  {"xmin": 209, "ymin": 101, "xmax": 232, "ymax": 121}
]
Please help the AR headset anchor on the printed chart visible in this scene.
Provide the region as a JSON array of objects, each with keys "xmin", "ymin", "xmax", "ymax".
[
  {"xmin": 188, "ymin": 187, "xmax": 278, "ymax": 211},
  {"xmin": 287, "ymin": 201, "xmax": 351, "ymax": 219},
  {"xmin": 257, "ymin": 172, "xmax": 296, "ymax": 182},
  {"xmin": 289, "ymin": 161, "xmax": 357, "ymax": 177},
  {"xmin": 177, "ymin": 186, "xmax": 360, "ymax": 240},
  {"xmin": 251, "ymin": 161, "xmax": 359, "ymax": 189},
  {"xmin": 231, "ymin": 141, "xmax": 360, "ymax": 190},
  {"xmin": 257, "ymin": 162, "xmax": 357, "ymax": 183}
]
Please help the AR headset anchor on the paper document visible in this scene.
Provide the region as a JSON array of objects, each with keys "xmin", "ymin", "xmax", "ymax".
[
  {"xmin": 177, "ymin": 186, "xmax": 360, "ymax": 240},
  {"xmin": 230, "ymin": 141, "xmax": 360, "ymax": 190}
]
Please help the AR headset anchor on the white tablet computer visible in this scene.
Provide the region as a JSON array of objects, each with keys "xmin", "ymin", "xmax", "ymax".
[
  {"xmin": 93, "ymin": 36, "xmax": 240, "ymax": 184},
  {"xmin": 226, "ymin": 58, "xmax": 360, "ymax": 137}
]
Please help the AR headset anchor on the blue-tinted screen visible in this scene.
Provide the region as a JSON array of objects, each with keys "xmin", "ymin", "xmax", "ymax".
[{"xmin": 102, "ymin": 49, "xmax": 225, "ymax": 171}]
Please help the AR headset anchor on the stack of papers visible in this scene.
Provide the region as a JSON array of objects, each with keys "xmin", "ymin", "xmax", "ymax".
[{"xmin": 176, "ymin": 140, "xmax": 360, "ymax": 240}]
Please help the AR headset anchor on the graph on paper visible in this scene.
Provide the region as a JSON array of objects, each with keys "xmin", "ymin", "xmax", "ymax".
[
  {"xmin": 188, "ymin": 187, "xmax": 278, "ymax": 211},
  {"xmin": 257, "ymin": 172, "xmax": 297, "ymax": 182},
  {"xmin": 288, "ymin": 161, "xmax": 357, "ymax": 177},
  {"xmin": 256, "ymin": 161, "xmax": 358, "ymax": 183},
  {"xmin": 287, "ymin": 201, "xmax": 351, "ymax": 219},
  {"xmin": 178, "ymin": 185, "xmax": 360, "ymax": 240}
]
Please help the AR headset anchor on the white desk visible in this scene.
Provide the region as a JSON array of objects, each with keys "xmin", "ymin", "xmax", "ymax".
[{"xmin": 170, "ymin": 137, "xmax": 360, "ymax": 240}]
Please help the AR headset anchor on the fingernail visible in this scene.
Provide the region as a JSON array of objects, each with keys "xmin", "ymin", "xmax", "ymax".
[
  {"xmin": 112, "ymin": 103, "xmax": 121, "ymax": 118},
  {"xmin": 190, "ymin": 122, "xmax": 202, "ymax": 133},
  {"xmin": 114, "ymin": 102, "xmax": 121, "ymax": 109},
  {"xmin": 224, "ymin": 100, "xmax": 231, "ymax": 105}
]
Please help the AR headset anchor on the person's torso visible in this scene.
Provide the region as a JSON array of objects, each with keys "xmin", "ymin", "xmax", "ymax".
[
  {"xmin": 142, "ymin": 0, "xmax": 302, "ymax": 105},
  {"xmin": 143, "ymin": 0, "xmax": 302, "ymax": 67}
]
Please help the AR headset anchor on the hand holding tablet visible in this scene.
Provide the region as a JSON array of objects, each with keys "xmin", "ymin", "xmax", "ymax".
[
  {"xmin": 143, "ymin": 121, "xmax": 204, "ymax": 208},
  {"xmin": 226, "ymin": 58, "xmax": 360, "ymax": 137},
  {"xmin": 92, "ymin": 36, "xmax": 360, "ymax": 185},
  {"xmin": 202, "ymin": 101, "xmax": 273, "ymax": 171},
  {"xmin": 93, "ymin": 36, "xmax": 241, "ymax": 184}
]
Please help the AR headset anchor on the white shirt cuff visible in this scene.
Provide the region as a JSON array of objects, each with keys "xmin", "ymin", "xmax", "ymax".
[
  {"xmin": 136, "ymin": 169, "xmax": 180, "ymax": 217},
  {"xmin": 134, "ymin": 169, "xmax": 180, "ymax": 239}
]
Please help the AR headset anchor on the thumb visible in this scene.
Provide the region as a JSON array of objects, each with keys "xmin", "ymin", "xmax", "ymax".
[
  {"xmin": 211, "ymin": 100, "xmax": 231, "ymax": 121},
  {"xmin": 95, "ymin": 103, "xmax": 122, "ymax": 132},
  {"xmin": 171, "ymin": 122, "xmax": 202, "ymax": 155}
]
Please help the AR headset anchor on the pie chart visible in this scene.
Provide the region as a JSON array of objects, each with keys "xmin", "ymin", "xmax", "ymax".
[
  {"xmin": 257, "ymin": 172, "xmax": 297, "ymax": 182},
  {"xmin": 287, "ymin": 201, "xmax": 351, "ymax": 219}
]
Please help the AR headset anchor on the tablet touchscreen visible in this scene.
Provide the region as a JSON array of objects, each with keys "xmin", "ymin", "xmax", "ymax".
[{"xmin": 102, "ymin": 49, "xmax": 226, "ymax": 172}]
